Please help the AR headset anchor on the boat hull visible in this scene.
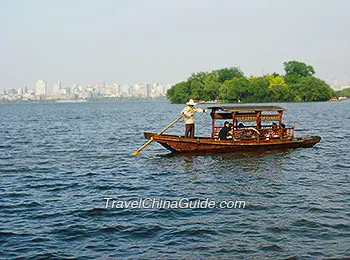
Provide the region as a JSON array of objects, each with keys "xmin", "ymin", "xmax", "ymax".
[{"xmin": 144, "ymin": 132, "xmax": 321, "ymax": 153}]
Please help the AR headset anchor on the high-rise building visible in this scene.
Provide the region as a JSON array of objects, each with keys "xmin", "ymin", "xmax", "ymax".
[
  {"xmin": 133, "ymin": 84, "xmax": 147, "ymax": 97},
  {"xmin": 17, "ymin": 87, "xmax": 23, "ymax": 95},
  {"xmin": 35, "ymin": 80, "xmax": 47, "ymax": 95},
  {"xmin": 103, "ymin": 84, "xmax": 119, "ymax": 96},
  {"xmin": 53, "ymin": 80, "xmax": 61, "ymax": 94},
  {"xmin": 114, "ymin": 84, "xmax": 121, "ymax": 95},
  {"xmin": 121, "ymin": 84, "xmax": 131, "ymax": 96}
]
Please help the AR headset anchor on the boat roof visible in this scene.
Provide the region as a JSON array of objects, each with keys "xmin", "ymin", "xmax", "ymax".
[{"xmin": 207, "ymin": 105, "xmax": 286, "ymax": 112}]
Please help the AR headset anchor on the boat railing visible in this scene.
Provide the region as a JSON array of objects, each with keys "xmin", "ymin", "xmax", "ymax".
[
  {"xmin": 213, "ymin": 126, "xmax": 223, "ymax": 138},
  {"xmin": 257, "ymin": 126, "xmax": 294, "ymax": 140},
  {"xmin": 213, "ymin": 125, "xmax": 295, "ymax": 140}
]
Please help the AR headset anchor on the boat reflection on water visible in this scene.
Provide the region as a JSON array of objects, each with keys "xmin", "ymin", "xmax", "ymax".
[
  {"xmin": 158, "ymin": 149, "xmax": 292, "ymax": 175},
  {"xmin": 161, "ymin": 148, "xmax": 291, "ymax": 159}
]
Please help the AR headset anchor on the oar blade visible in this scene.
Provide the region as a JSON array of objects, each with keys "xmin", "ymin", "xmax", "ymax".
[
  {"xmin": 131, "ymin": 151, "xmax": 139, "ymax": 156},
  {"xmin": 131, "ymin": 139, "xmax": 153, "ymax": 156}
]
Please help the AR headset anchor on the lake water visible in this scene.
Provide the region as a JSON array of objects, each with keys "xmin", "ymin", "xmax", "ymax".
[{"xmin": 0, "ymin": 101, "xmax": 349, "ymax": 259}]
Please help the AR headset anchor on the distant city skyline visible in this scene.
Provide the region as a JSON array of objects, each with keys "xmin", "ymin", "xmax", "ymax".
[
  {"xmin": 0, "ymin": 79, "xmax": 170, "ymax": 101},
  {"xmin": 1, "ymin": 0, "xmax": 350, "ymax": 91},
  {"xmin": 13, "ymin": 79, "xmax": 171, "ymax": 94}
]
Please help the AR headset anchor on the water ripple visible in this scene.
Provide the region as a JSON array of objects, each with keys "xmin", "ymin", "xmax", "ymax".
[{"xmin": 0, "ymin": 101, "xmax": 349, "ymax": 259}]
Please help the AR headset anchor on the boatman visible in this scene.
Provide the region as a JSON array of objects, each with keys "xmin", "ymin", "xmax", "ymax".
[{"xmin": 181, "ymin": 99, "xmax": 207, "ymax": 138}]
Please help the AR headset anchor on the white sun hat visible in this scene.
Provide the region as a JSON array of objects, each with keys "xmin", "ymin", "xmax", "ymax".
[{"xmin": 186, "ymin": 99, "xmax": 197, "ymax": 106}]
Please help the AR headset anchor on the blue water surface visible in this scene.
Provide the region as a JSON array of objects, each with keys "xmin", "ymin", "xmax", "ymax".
[{"xmin": 0, "ymin": 100, "xmax": 349, "ymax": 259}]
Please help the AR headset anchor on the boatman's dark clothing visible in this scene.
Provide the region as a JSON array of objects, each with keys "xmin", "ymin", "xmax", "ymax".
[
  {"xmin": 185, "ymin": 123, "xmax": 195, "ymax": 139},
  {"xmin": 219, "ymin": 126, "xmax": 231, "ymax": 140}
]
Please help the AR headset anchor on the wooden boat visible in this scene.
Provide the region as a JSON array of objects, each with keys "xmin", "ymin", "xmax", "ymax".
[
  {"xmin": 144, "ymin": 106, "xmax": 321, "ymax": 153},
  {"xmin": 328, "ymin": 96, "xmax": 347, "ymax": 102}
]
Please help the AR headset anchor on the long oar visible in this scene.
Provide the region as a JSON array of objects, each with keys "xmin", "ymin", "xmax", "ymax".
[{"xmin": 131, "ymin": 114, "xmax": 184, "ymax": 156}]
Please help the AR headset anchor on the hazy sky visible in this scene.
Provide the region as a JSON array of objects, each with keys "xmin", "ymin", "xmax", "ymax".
[{"xmin": 1, "ymin": 0, "xmax": 350, "ymax": 91}]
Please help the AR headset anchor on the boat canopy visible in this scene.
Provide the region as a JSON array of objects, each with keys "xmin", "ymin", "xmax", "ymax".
[
  {"xmin": 207, "ymin": 105, "xmax": 286, "ymax": 121},
  {"xmin": 207, "ymin": 106, "xmax": 286, "ymax": 113},
  {"xmin": 208, "ymin": 106, "xmax": 286, "ymax": 137}
]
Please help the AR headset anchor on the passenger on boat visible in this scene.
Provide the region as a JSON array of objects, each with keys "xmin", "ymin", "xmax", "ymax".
[
  {"xmin": 281, "ymin": 123, "xmax": 289, "ymax": 137},
  {"xmin": 272, "ymin": 122, "xmax": 277, "ymax": 130},
  {"xmin": 181, "ymin": 99, "xmax": 207, "ymax": 138},
  {"xmin": 236, "ymin": 123, "xmax": 246, "ymax": 139},
  {"xmin": 219, "ymin": 121, "xmax": 232, "ymax": 140},
  {"xmin": 257, "ymin": 118, "xmax": 262, "ymax": 130},
  {"xmin": 271, "ymin": 122, "xmax": 280, "ymax": 138}
]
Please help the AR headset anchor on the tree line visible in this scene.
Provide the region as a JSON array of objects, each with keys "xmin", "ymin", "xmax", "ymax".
[
  {"xmin": 167, "ymin": 61, "xmax": 336, "ymax": 103},
  {"xmin": 336, "ymin": 88, "xmax": 350, "ymax": 97}
]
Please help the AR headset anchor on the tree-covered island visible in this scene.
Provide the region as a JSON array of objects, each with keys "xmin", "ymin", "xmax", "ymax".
[{"xmin": 167, "ymin": 60, "xmax": 336, "ymax": 103}]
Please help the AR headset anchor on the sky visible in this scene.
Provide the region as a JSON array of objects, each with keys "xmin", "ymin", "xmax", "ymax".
[{"xmin": 1, "ymin": 0, "xmax": 350, "ymax": 91}]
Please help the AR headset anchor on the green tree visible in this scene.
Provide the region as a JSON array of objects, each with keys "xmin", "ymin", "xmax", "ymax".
[
  {"xmin": 339, "ymin": 87, "xmax": 350, "ymax": 97},
  {"xmin": 188, "ymin": 71, "xmax": 208, "ymax": 83},
  {"xmin": 167, "ymin": 62, "xmax": 332, "ymax": 103},
  {"xmin": 283, "ymin": 60, "xmax": 315, "ymax": 84},
  {"xmin": 291, "ymin": 76, "xmax": 334, "ymax": 101},
  {"xmin": 263, "ymin": 74, "xmax": 294, "ymax": 102},
  {"xmin": 248, "ymin": 76, "xmax": 270, "ymax": 102},
  {"xmin": 202, "ymin": 73, "xmax": 221, "ymax": 100},
  {"xmin": 218, "ymin": 80, "xmax": 231, "ymax": 101},
  {"xmin": 268, "ymin": 75, "xmax": 287, "ymax": 88},
  {"xmin": 189, "ymin": 80, "xmax": 205, "ymax": 100},
  {"xmin": 270, "ymin": 85, "xmax": 295, "ymax": 102},
  {"xmin": 166, "ymin": 82, "xmax": 190, "ymax": 103},
  {"xmin": 225, "ymin": 78, "xmax": 251, "ymax": 102},
  {"xmin": 214, "ymin": 67, "xmax": 244, "ymax": 83}
]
